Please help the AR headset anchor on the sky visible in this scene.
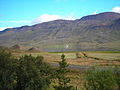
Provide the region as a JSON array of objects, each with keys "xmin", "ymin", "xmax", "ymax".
[{"xmin": 0, "ymin": 0, "xmax": 120, "ymax": 31}]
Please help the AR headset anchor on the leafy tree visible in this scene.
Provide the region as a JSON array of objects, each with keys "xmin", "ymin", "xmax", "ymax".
[
  {"xmin": 0, "ymin": 50, "xmax": 52, "ymax": 90},
  {"xmin": 54, "ymin": 54, "xmax": 73, "ymax": 90},
  {"xmin": 0, "ymin": 50, "xmax": 17, "ymax": 90},
  {"xmin": 15, "ymin": 55, "xmax": 52, "ymax": 90},
  {"xmin": 85, "ymin": 67, "xmax": 117, "ymax": 90}
]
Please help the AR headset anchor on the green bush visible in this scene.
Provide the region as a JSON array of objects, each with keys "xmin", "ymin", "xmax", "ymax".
[
  {"xmin": 0, "ymin": 50, "xmax": 52, "ymax": 90},
  {"xmin": 0, "ymin": 50, "xmax": 17, "ymax": 90},
  {"xmin": 15, "ymin": 55, "xmax": 52, "ymax": 90},
  {"xmin": 114, "ymin": 67, "xmax": 120, "ymax": 90},
  {"xmin": 85, "ymin": 67, "xmax": 117, "ymax": 90}
]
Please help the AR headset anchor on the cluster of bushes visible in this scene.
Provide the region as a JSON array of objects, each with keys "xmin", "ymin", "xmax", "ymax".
[
  {"xmin": 0, "ymin": 50, "xmax": 52, "ymax": 90},
  {"xmin": 85, "ymin": 67, "xmax": 120, "ymax": 90},
  {"xmin": 0, "ymin": 50, "xmax": 73, "ymax": 90}
]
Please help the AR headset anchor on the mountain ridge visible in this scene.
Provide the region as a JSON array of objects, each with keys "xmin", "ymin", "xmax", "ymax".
[{"xmin": 0, "ymin": 12, "xmax": 120, "ymax": 52}]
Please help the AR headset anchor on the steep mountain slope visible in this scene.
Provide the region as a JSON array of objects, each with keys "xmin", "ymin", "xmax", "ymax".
[{"xmin": 0, "ymin": 12, "xmax": 120, "ymax": 52}]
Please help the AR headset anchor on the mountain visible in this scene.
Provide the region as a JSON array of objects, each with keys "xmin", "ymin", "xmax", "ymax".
[{"xmin": 0, "ymin": 12, "xmax": 120, "ymax": 52}]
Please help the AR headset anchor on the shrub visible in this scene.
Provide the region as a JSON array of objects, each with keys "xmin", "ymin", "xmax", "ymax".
[
  {"xmin": 114, "ymin": 67, "xmax": 120, "ymax": 90},
  {"xmin": 15, "ymin": 55, "xmax": 52, "ymax": 90},
  {"xmin": 0, "ymin": 50, "xmax": 52, "ymax": 90},
  {"xmin": 0, "ymin": 50, "xmax": 17, "ymax": 90},
  {"xmin": 85, "ymin": 67, "xmax": 117, "ymax": 90},
  {"xmin": 75, "ymin": 52, "xmax": 81, "ymax": 58}
]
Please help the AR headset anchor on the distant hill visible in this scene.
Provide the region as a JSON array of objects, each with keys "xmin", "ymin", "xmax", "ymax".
[{"xmin": 0, "ymin": 12, "xmax": 120, "ymax": 52}]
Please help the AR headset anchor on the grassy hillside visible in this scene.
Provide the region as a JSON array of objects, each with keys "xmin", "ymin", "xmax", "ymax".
[{"xmin": 0, "ymin": 12, "xmax": 120, "ymax": 51}]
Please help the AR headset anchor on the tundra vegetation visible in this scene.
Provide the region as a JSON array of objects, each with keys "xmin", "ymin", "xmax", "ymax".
[{"xmin": 0, "ymin": 50, "xmax": 120, "ymax": 90}]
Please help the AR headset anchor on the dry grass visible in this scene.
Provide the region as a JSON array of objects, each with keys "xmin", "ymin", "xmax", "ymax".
[
  {"xmin": 11, "ymin": 50, "xmax": 120, "ymax": 67},
  {"xmin": 68, "ymin": 70, "xmax": 86, "ymax": 90}
]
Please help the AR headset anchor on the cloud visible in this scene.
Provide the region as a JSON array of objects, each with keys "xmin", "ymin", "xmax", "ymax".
[
  {"xmin": 32, "ymin": 14, "xmax": 61, "ymax": 24},
  {"xmin": 0, "ymin": 27, "xmax": 12, "ymax": 31},
  {"xmin": 0, "ymin": 20, "xmax": 31, "ymax": 23},
  {"xmin": 112, "ymin": 6, "xmax": 120, "ymax": 13},
  {"xmin": 32, "ymin": 13, "xmax": 75, "ymax": 24},
  {"xmin": 0, "ymin": 13, "xmax": 76, "ymax": 29},
  {"xmin": 92, "ymin": 11, "xmax": 98, "ymax": 15}
]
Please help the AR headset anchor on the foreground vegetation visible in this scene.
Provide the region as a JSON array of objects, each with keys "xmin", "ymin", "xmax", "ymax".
[
  {"xmin": 0, "ymin": 50, "xmax": 120, "ymax": 90},
  {"xmin": 0, "ymin": 50, "xmax": 52, "ymax": 90}
]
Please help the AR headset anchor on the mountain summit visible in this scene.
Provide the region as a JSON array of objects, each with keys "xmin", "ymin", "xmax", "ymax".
[{"xmin": 0, "ymin": 12, "xmax": 120, "ymax": 52}]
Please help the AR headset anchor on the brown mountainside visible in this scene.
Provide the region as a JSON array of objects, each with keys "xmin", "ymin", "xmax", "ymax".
[{"xmin": 0, "ymin": 12, "xmax": 120, "ymax": 52}]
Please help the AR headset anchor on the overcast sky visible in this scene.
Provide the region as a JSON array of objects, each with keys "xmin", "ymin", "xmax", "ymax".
[{"xmin": 0, "ymin": 0, "xmax": 120, "ymax": 31}]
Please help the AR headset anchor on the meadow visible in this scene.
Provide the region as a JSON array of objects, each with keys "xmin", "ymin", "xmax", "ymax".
[{"xmin": 12, "ymin": 50, "xmax": 120, "ymax": 67}]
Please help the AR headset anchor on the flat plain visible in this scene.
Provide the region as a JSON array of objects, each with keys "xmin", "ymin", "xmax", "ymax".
[{"xmin": 12, "ymin": 50, "xmax": 120, "ymax": 67}]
